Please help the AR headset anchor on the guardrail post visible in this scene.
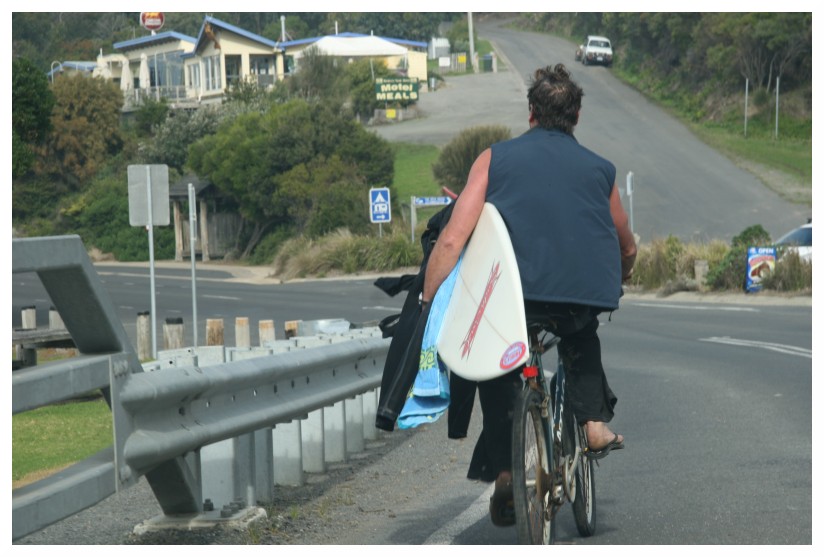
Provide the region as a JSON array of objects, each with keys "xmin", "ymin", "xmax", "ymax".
[
  {"xmin": 201, "ymin": 433, "xmax": 256, "ymax": 510},
  {"xmin": 137, "ymin": 311, "xmax": 151, "ymax": 361},
  {"xmin": 163, "ymin": 317, "xmax": 185, "ymax": 350},
  {"xmin": 273, "ymin": 421, "xmax": 304, "ymax": 486},
  {"xmin": 362, "ymin": 389, "xmax": 379, "ymax": 441},
  {"xmin": 345, "ymin": 396, "xmax": 365, "ymax": 454},
  {"xmin": 254, "ymin": 428, "xmax": 274, "ymax": 504},
  {"xmin": 301, "ymin": 409, "xmax": 326, "ymax": 473},
  {"xmin": 324, "ymin": 401, "xmax": 347, "ymax": 463}
]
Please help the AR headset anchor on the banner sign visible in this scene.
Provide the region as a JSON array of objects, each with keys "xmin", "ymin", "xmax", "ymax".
[
  {"xmin": 745, "ymin": 246, "xmax": 776, "ymax": 293},
  {"xmin": 375, "ymin": 77, "xmax": 419, "ymax": 102}
]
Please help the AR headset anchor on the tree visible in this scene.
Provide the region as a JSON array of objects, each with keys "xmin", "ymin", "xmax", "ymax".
[
  {"xmin": 12, "ymin": 58, "xmax": 54, "ymax": 178},
  {"xmin": 187, "ymin": 98, "xmax": 394, "ymax": 255},
  {"xmin": 141, "ymin": 106, "xmax": 223, "ymax": 172},
  {"xmin": 344, "ymin": 58, "xmax": 394, "ymax": 120},
  {"xmin": 38, "ymin": 74, "xmax": 124, "ymax": 187}
]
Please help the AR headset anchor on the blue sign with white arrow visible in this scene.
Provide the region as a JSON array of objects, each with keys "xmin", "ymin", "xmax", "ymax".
[{"xmin": 370, "ymin": 188, "xmax": 391, "ymax": 223}]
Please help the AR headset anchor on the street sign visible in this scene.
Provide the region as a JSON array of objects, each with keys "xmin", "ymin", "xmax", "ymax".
[
  {"xmin": 413, "ymin": 196, "xmax": 453, "ymax": 206},
  {"xmin": 370, "ymin": 188, "xmax": 391, "ymax": 223},
  {"xmin": 140, "ymin": 12, "xmax": 165, "ymax": 32},
  {"xmin": 128, "ymin": 165, "xmax": 170, "ymax": 227}
]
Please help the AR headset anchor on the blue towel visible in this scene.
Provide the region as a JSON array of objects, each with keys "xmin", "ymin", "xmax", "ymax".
[{"xmin": 398, "ymin": 254, "xmax": 463, "ymax": 429}]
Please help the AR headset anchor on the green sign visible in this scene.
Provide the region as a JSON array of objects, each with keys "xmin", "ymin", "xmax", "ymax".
[{"xmin": 375, "ymin": 77, "xmax": 419, "ymax": 102}]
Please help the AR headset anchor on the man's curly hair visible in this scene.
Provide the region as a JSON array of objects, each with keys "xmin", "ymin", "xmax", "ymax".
[{"xmin": 526, "ymin": 64, "xmax": 583, "ymax": 134}]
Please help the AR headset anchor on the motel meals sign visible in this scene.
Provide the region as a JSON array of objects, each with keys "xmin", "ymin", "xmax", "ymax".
[{"xmin": 375, "ymin": 77, "xmax": 419, "ymax": 102}]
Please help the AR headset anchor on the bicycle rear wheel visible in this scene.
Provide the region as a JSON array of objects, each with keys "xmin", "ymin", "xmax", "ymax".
[
  {"xmin": 569, "ymin": 417, "xmax": 596, "ymax": 536},
  {"xmin": 512, "ymin": 388, "xmax": 555, "ymax": 544}
]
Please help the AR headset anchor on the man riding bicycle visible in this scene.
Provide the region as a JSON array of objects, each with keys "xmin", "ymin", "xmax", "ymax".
[{"xmin": 421, "ymin": 64, "xmax": 637, "ymax": 526}]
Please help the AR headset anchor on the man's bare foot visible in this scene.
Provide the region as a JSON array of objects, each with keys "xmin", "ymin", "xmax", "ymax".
[{"xmin": 585, "ymin": 420, "xmax": 624, "ymax": 451}]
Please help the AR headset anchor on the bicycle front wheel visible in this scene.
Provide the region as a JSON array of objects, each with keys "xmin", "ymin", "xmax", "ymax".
[{"xmin": 512, "ymin": 388, "xmax": 555, "ymax": 544}]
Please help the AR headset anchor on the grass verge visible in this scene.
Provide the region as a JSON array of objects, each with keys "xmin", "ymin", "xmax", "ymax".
[{"xmin": 13, "ymin": 394, "xmax": 112, "ymax": 487}]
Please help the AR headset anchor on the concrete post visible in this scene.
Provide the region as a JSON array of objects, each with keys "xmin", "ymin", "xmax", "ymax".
[
  {"xmin": 48, "ymin": 306, "xmax": 64, "ymax": 330},
  {"xmin": 235, "ymin": 317, "xmax": 251, "ymax": 348},
  {"xmin": 259, "ymin": 320, "xmax": 276, "ymax": 346},
  {"xmin": 21, "ymin": 306, "xmax": 36, "ymax": 329},
  {"xmin": 137, "ymin": 311, "xmax": 151, "ymax": 361},
  {"xmin": 206, "ymin": 318, "xmax": 224, "ymax": 346},
  {"xmin": 163, "ymin": 317, "xmax": 185, "ymax": 350}
]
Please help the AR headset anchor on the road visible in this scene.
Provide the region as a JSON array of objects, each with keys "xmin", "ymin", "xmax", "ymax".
[
  {"xmin": 376, "ymin": 17, "xmax": 810, "ymax": 245},
  {"xmin": 15, "ymin": 275, "xmax": 812, "ymax": 544}
]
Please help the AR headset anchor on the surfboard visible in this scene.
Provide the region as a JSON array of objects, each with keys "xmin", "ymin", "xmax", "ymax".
[{"xmin": 436, "ymin": 202, "xmax": 529, "ymax": 381}]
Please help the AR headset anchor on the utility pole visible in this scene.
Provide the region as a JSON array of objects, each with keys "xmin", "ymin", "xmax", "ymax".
[{"xmin": 468, "ymin": 12, "xmax": 477, "ymax": 74}]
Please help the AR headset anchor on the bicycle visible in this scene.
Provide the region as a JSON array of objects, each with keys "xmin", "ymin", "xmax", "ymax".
[{"xmin": 511, "ymin": 328, "xmax": 596, "ymax": 544}]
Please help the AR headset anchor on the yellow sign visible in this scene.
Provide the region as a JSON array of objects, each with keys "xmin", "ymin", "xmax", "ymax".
[
  {"xmin": 386, "ymin": 109, "xmax": 397, "ymax": 119},
  {"xmin": 458, "ymin": 54, "xmax": 466, "ymax": 63}
]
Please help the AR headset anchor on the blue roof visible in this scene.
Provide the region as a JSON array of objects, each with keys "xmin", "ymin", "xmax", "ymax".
[
  {"xmin": 280, "ymin": 32, "xmax": 427, "ymax": 50},
  {"xmin": 114, "ymin": 31, "xmax": 197, "ymax": 52}
]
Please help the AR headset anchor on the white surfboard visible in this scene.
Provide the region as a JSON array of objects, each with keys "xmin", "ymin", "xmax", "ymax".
[{"xmin": 436, "ymin": 203, "xmax": 529, "ymax": 381}]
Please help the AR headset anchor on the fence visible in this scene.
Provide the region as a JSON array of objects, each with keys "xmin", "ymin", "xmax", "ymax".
[{"xmin": 12, "ymin": 236, "xmax": 391, "ymax": 540}]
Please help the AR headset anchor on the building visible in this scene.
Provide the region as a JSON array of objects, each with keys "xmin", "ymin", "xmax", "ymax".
[{"xmin": 72, "ymin": 15, "xmax": 428, "ymax": 111}]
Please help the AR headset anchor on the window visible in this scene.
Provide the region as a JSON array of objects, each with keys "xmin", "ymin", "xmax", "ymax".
[
  {"xmin": 187, "ymin": 64, "xmax": 201, "ymax": 90},
  {"xmin": 204, "ymin": 55, "xmax": 222, "ymax": 91},
  {"xmin": 225, "ymin": 55, "xmax": 241, "ymax": 86}
]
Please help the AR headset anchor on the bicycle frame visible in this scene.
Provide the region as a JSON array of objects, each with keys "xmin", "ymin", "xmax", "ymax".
[{"xmin": 523, "ymin": 331, "xmax": 582, "ymax": 506}]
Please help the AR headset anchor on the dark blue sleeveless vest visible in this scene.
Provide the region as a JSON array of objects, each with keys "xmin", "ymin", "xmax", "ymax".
[{"xmin": 486, "ymin": 127, "xmax": 622, "ymax": 310}]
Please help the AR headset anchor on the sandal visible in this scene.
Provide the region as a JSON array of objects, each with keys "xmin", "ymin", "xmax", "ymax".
[
  {"xmin": 585, "ymin": 433, "xmax": 625, "ymax": 460},
  {"xmin": 489, "ymin": 471, "xmax": 516, "ymax": 527}
]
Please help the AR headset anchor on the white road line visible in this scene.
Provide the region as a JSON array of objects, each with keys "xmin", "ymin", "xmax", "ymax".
[
  {"xmin": 424, "ymin": 483, "xmax": 495, "ymax": 544},
  {"xmin": 632, "ymin": 302, "xmax": 758, "ymax": 312},
  {"xmin": 700, "ymin": 336, "xmax": 811, "ymax": 358},
  {"xmin": 203, "ymin": 295, "xmax": 241, "ymax": 301},
  {"xmin": 362, "ymin": 306, "xmax": 402, "ymax": 312}
]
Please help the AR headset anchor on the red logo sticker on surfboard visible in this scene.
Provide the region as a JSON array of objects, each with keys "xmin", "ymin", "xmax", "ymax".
[
  {"xmin": 460, "ymin": 261, "xmax": 502, "ymax": 359},
  {"xmin": 500, "ymin": 341, "xmax": 527, "ymax": 370}
]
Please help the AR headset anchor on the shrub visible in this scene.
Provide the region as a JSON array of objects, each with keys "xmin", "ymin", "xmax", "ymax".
[
  {"xmin": 432, "ymin": 125, "xmax": 511, "ymax": 193},
  {"xmin": 705, "ymin": 225, "xmax": 772, "ymax": 291},
  {"xmin": 273, "ymin": 227, "xmax": 421, "ymax": 280},
  {"xmin": 761, "ymin": 251, "xmax": 812, "ymax": 292}
]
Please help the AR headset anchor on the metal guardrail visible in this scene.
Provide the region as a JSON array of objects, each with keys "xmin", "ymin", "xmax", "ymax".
[{"xmin": 12, "ymin": 236, "xmax": 391, "ymax": 540}]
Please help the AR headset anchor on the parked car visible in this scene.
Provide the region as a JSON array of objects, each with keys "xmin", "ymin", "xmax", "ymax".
[
  {"xmin": 579, "ymin": 35, "xmax": 613, "ymax": 67},
  {"xmin": 774, "ymin": 220, "xmax": 812, "ymax": 262}
]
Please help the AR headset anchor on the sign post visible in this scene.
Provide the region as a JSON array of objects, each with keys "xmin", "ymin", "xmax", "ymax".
[
  {"xmin": 369, "ymin": 187, "xmax": 391, "ymax": 238},
  {"xmin": 626, "ymin": 171, "xmax": 634, "ymax": 233},
  {"xmin": 128, "ymin": 164, "xmax": 170, "ymax": 359},
  {"xmin": 410, "ymin": 196, "xmax": 453, "ymax": 242},
  {"xmin": 188, "ymin": 183, "xmax": 199, "ymax": 347}
]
